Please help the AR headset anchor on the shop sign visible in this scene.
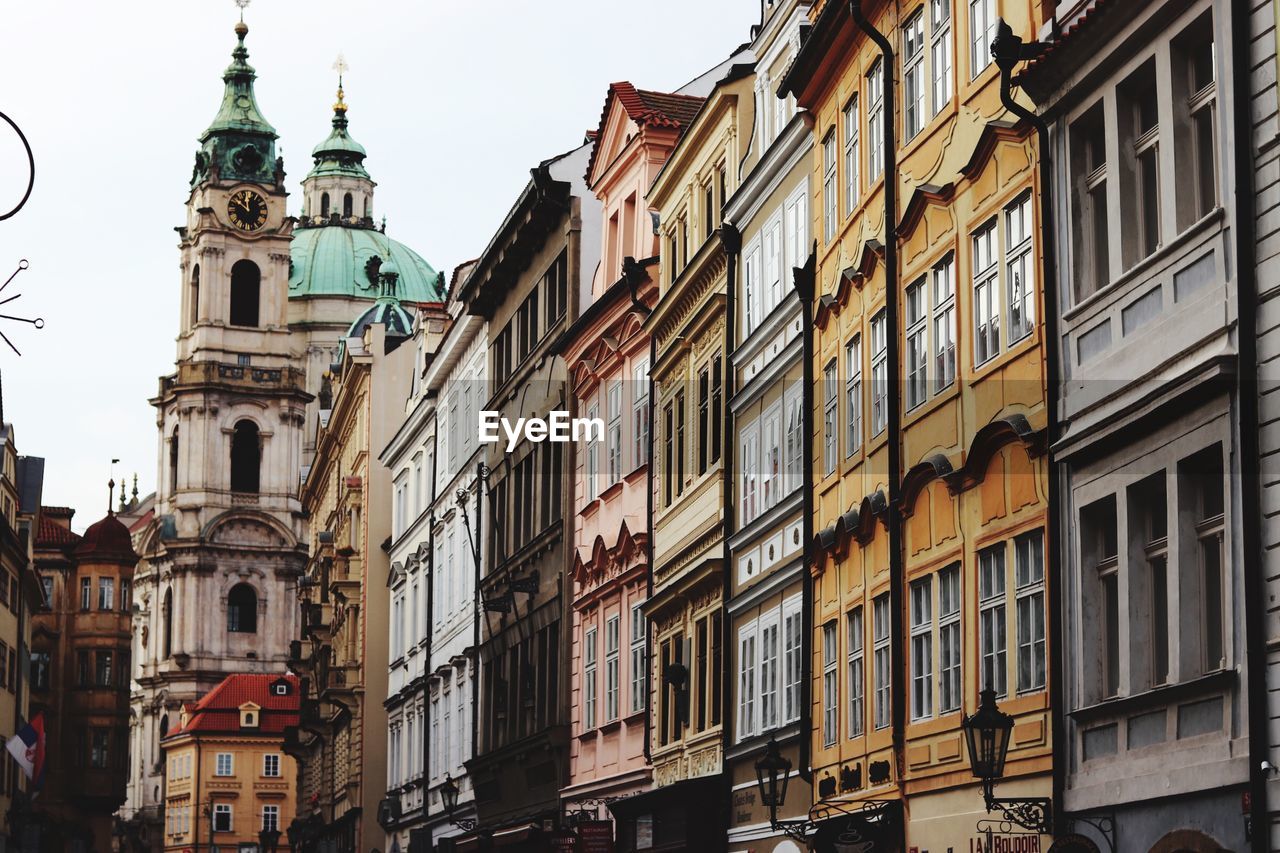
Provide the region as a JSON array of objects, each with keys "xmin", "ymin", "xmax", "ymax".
[
  {"xmin": 579, "ymin": 820, "xmax": 614, "ymax": 853},
  {"xmin": 550, "ymin": 828, "xmax": 578, "ymax": 853},
  {"xmin": 812, "ymin": 815, "xmax": 888, "ymax": 853},
  {"xmin": 967, "ymin": 835, "xmax": 1044, "ymax": 852}
]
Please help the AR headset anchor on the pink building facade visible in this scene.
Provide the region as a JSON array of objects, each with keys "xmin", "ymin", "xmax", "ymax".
[{"xmin": 558, "ymin": 83, "xmax": 703, "ymax": 818}]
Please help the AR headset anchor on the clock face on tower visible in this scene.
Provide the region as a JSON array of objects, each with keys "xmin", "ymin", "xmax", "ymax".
[{"xmin": 227, "ymin": 189, "xmax": 268, "ymax": 232}]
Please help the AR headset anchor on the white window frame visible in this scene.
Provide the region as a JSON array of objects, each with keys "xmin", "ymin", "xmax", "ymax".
[
  {"xmin": 822, "ymin": 129, "xmax": 838, "ymax": 243},
  {"xmin": 873, "ymin": 594, "xmax": 891, "ymax": 730},
  {"xmin": 867, "ymin": 60, "xmax": 885, "ymax": 181},
  {"xmin": 931, "ymin": 0, "xmax": 953, "ymax": 115},
  {"xmin": 845, "ymin": 335, "xmax": 862, "ymax": 456},
  {"xmin": 783, "ymin": 595, "xmax": 803, "ymax": 725},
  {"xmin": 586, "ymin": 401, "xmax": 600, "ymax": 501},
  {"xmin": 262, "ymin": 804, "xmax": 279, "ymax": 833},
  {"xmin": 759, "ymin": 610, "xmax": 780, "ymax": 732},
  {"xmin": 761, "ymin": 401, "xmax": 782, "ymax": 512},
  {"xmin": 263, "ymin": 753, "xmax": 281, "ymax": 778},
  {"xmin": 1005, "ymin": 192, "xmax": 1035, "ymax": 345},
  {"xmin": 970, "ymin": 0, "xmax": 996, "ymax": 79},
  {"xmin": 823, "ymin": 359, "xmax": 839, "ymax": 475},
  {"xmin": 870, "ymin": 311, "xmax": 888, "ymax": 435},
  {"xmin": 906, "ymin": 278, "xmax": 928, "ymax": 410},
  {"xmin": 740, "ymin": 420, "xmax": 760, "ymax": 528},
  {"xmin": 1015, "ymin": 530, "xmax": 1046, "ymax": 693},
  {"xmin": 607, "ymin": 381, "xmax": 623, "ymax": 485},
  {"xmin": 910, "ymin": 576, "xmax": 934, "ymax": 721},
  {"xmin": 932, "ymin": 254, "xmax": 957, "ymax": 392},
  {"xmin": 847, "ymin": 606, "xmax": 864, "ymax": 739},
  {"xmin": 938, "ymin": 563, "xmax": 962, "ymax": 713},
  {"xmin": 972, "ymin": 219, "xmax": 1000, "ymax": 365},
  {"xmin": 605, "ymin": 613, "xmax": 621, "ymax": 722},
  {"xmin": 213, "ymin": 803, "xmax": 232, "ymax": 833},
  {"xmin": 215, "ymin": 752, "xmax": 233, "ymax": 777},
  {"xmin": 822, "ymin": 621, "xmax": 838, "ymax": 747},
  {"xmin": 738, "ymin": 622, "xmax": 758, "ymax": 740},
  {"xmin": 630, "ymin": 601, "xmax": 646, "ymax": 715},
  {"xmin": 633, "ymin": 359, "xmax": 649, "ymax": 469},
  {"xmin": 979, "ymin": 543, "xmax": 1008, "ymax": 697},
  {"xmin": 583, "ymin": 624, "xmax": 598, "ymax": 731},
  {"xmin": 903, "ymin": 9, "xmax": 926, "ymax": 140},
  {"xmin": 843, "ymin": 96, "xmax": 860, "ymax": 216}
]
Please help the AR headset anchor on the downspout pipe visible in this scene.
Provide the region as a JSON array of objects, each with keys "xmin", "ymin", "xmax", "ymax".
[
  {"xmin": 720, "ymin": 223, "xmax": 741, "ymax": 804},
  {"xmin": 424, "ymin": 422, "xmax": 439, "ymax": 813},
  {"xmin": 849, "ymin": 1, "xmax": 904, "ymax": 819},
  {"xmin": 644, "ymin": 326, "xmax": 657, "ymax": 765},
  {"xmin": 795, "ymin": 247, "xmax": 817, "ymax": 786},
  {"xmin": 1227, "ymin": 3, "xmax": 1268, "ymax": 848},
  {"xmin": 991, "ymin": 20, "xmax": 1063, "ymax": 836}
]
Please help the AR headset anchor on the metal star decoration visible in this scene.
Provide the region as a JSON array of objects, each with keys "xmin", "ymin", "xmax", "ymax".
[{"xmin": 0, "ymin": 260, "xmax": 44, "ymax": 356}]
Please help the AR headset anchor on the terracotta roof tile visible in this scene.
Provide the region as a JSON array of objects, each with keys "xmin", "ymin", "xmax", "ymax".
[
  {"xmin": 36, "ymin": 508, "xmax": 80, "ymax": 549},
  {"xmin": 584, "ymin": 82, "xmax": 706, "ymax": 185},
  {"xmin": 167, "ymin": 673, "xmax": 300, "ymax": 737}
]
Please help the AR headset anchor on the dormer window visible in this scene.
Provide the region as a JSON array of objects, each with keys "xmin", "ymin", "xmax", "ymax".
[
  {"xmin": 271, "ymin": 679, "xmax": 290, "ymax": 697},
  {"xmin": 239, "ymin": 701, "xmax": 261, "ymax": 728}
]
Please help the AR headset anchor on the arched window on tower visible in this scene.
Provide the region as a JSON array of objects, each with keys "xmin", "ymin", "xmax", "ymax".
[
  {"xmin": 227, "ymin": 584, "xmax": 257, "ymax": 633},
  {"xmin": 229, "ymin": 260, "xmax": 260, "ymax": 327},
  {"xmin": 230, "ymin": 420, "xmax": 261, "ymax": 493},
  {"xmin": 343, "ymin": 193, "xmax": 353, "ymax": 218},
  {"xmin": 162, "ymin": 589, "xmax": 173, "ymax": 659},
  {"xmin": 169, "ymin": 425, "xmax": 179, "ymax": 492},
  {"xmin": 189, "ymin": 264, "xmax": 200, "ymax": 329},
  {"xmin": 364, "ymin": 198, "xmax": 371, "ymax": 218},
  {"xmin": 321, "ymin": 192, "xmax": 330, "ymax": 218}
]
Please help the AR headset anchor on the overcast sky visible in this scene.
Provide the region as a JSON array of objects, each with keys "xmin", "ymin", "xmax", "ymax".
[{"xmin": 0, "ymin": 1, "xmax": 758, "ymax": 530}]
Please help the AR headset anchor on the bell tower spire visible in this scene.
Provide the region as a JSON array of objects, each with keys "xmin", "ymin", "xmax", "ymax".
[
  {"xmin": 301, "ymin": 55, "xmax": 376, "ymax": 225},
  {"xmin": 191, "ymin": 1, "xmax": 280, "ymax": 188}
]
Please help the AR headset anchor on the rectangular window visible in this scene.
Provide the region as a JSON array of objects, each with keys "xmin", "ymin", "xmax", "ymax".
[
  {"xmin": 1015, "ymin": 530, "xmax": 1046, "ymax": 692},
  {"xmin": 213, "ymin": 803, "xmax": 232, "ymax": 833},
  {"xmin": 607, "ymin": 382, "xmax": 623, "ymax": 485},
  {"xmin": 867, "ymin": 60, "xmax": 884, "ymax": 181},
  {"xmin": 1006, "ymin": 192, "xmax": 1034, "ymax": 344},
  {"xmin": 760, "ymin": 614, "xmax": 780, "ymax": 732},
  {"xmin": 843, "ymin": 97, "xmax": 859, "ymax": 216},
  {"xmin": 910, "ymin": 577, "xmax": 933, "ymax": 720},
  {"xmin": 973, "ymin": 220, "xmax": 1000, "ymax": 365},
  {"xmin": 740, "ymin": 423, "xmax": 759, "ymax": 527},
  {"xmin": 783, "ymin": 598, "xmax": 803, "ymax": 724},
  {"xmin": 822, "ymin": 621, "xmax": 838, "ymax": 747},
  {"xmin": 870, "ymin": 311, "xmax": 888, "ymax": 435},
  {"xmin": 711, "ymin": 360, "xmax": 723, "ymax": 466},
  {"xmin": 95, "ymin": 650, "xmax": 113, "ymax": 687},
  {"xmin": 98, "ymin": 577, "xmax": 114, "ymax": 611},
  {"xmin": 738, "ymin": 624, "xmax": 757, "ymax": 739},
  {"xmin": 873, "ymin": 594, "xmax": 891, "ymax": 729},
  {"xmin": 676, "ymin": 390, "xmax": 687, "ymax": 491},
  {"xmin": 845, "ymin": 336, "xmax": 862, "ymax": 455},
  {"xmin": 931, "ymin": 0, "xmax": 953, "ymax": 114},
  {"xmin": 586, "ymin": 402, "xmax": 600, "ymax": 501},
  {"xmin": 823, "ymin": 129, "xmax": 838, "ymax": 243},
  {"xmin": 979, "ymin": 544, "xmax": 1008, "ymax": 697},
  {"xmin": 605, "ymin": 614, "xmax": 620, "ymax": 722},
  {"xmin": 80, "ymin": 577, "xmax": 90, "ymax": 611},
  {"xmin": 630, "ymin": 602, "xmax": 646, "ymax": 715},
  {"xmin": 1186, "ymin": 29, "xmax": 1217, "ymax": 220},
  {"xmin": 938, "ymin": 564, "xmax": 961, "ymax": 713},
  {"xmin": 263, "ymin": 753, "xmax": 281, "ymax": 777},
  {"xmin": 906, "ymin": 278, "xmax": 927, "ymax": 409},
  {"xmin": 761, "ymin": 403, "xmax": 781, "ymax": 511},
  {"xmin": 698, "ymin": 367, "xmax": 710, "ymax": 475},
  {"xmin": 785, "ymin": 390, "xmax": 804, "ymax": 493},
  {"xmin": 903, "ymin": 10, "xmax": 926, "ymax": 139},
  {"xmin": 662, "ymin": 402, "xmax": 674, "ymax": 507},
  {"xmin": 1072, "ymin": 105, "xmax": 1110, "ymax": 300},
  {"xmin": 970, "ymin": 0, "xmax": 995, "ymax": 78},
  {"xmin": 215, "ymin": 752, "xmax": 233, "ymax": 777},
  {"xmin": 633, "ymin": 359, "xmax": 650, "ymax": 469},
  {"xmin": 77, "ymin": 649, "xmax": 88, "ymax": 687},
  {"xmin": 932, "ymin": 255, "xmax": 957, "ymax": 392},
  {"xmin": 823, "ymin": 359, "xmax": 838, "ymax": 474},
  {"xmin": 847, "ymin": 607, "xmax": 864, "ymax": 738},
  {"xmin": 583, "ymin": 625, "xmax": 597, "ymax": 731},
  {"xmin": 262, "ymin": 804, "xmax": 280, "ymax": 833}
]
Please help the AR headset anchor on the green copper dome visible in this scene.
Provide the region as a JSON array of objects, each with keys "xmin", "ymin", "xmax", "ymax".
[
  {"xmin": 192, "ymin": 22, "xmax": 279, "ymax": 186},
  {"xmin": 288, "ymin": 226, "xmax": 443, "ymax": 302},
  {"xmin": 308, "ymin": 87, "xmax": 369, "ymax": 181}
]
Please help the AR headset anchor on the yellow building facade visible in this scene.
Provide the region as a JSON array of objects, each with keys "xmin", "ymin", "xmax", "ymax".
[
  {"xmin": 161, "ymin": 674, "xmax": 299, "ymax": 853},
  {"xmin": 782, "ymin": 0, "xmax": 1052, "ymax": 846},
  {"xmin": 633, "ymin": 56, "xmax": 753, "ymax": 850}
]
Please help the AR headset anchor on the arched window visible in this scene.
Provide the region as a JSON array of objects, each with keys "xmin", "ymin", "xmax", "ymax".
[
  {"xmin": 230, "ymin": 420, "xmax": 260, "ymax": 493},
  {"xmin": 229, "ymin": 260, "xmax": 260, "ymax": 327},
  {"xmin": 364, "ymin": 198, "xmax": 371, "ymax": 218},
  {"xmin": 321, "ymin": 192, "xmax": 330, "ymax": 217},
  {"xmin": 343, "ymin": 193, "xmax": 353, "ymax": 217},
  {"xmin": 169, "ymin": 425, "xmax": 179, "ymax": 492},
  {"xmin": 227, "ymin": 584, "xmax": 257, "ymax": 633},
  {"xmin": 189, "ymin": 264, "xmax": 200, "ymax": 328},
  {"xmin": 162, "ymin": 589, "xmax": 172, "ymax": 659},
  {"xmin": 159, "ymin": 714, "xmax": 169, "ymax": 740}
]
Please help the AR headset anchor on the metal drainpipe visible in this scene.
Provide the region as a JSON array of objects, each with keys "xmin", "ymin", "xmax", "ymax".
[
  {"xmin": 472, "ymin": 460, "xmax": 484, "ymax": 767},
  {"xmin": 849, "ymin": 0, "xmax": 904, "ymax": 821},
  {"xmin": 991, "ymin": 21, "xmax": 1064, "ymax": 836},
  {"xmin": 795, "ymin": 247, "xmax": 817, "ymax": 787},
  {"xmin": 1228, "ymin": 2, "xmax": 1268, "ymax": 846},
  {"xmin": 720, "ymin": 223, "xmax": 741, "ymax": 819},
  {"xmin": 423, "ymin": 419, "xmax": 438, "ymax": 821}
]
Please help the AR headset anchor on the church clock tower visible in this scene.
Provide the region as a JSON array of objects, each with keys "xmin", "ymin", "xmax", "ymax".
[{"xmin": 124, "ymin": 20, "xmax": 308, "ymax": 843}]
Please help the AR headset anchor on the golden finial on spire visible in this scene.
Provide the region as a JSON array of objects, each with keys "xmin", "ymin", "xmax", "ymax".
[{"xmin": 332, "ymin": 53, "xmax": 349, "ymax": 114}]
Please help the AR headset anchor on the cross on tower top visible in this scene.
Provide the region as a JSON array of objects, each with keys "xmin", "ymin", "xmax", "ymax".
[{"xmin": 234, "ymin": 0, "xmax": 251, "ymax": 22}]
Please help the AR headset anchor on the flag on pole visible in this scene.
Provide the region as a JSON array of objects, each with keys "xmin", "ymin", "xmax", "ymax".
[{"xmin": 6, "ymin": 713, "xmax": 44, "ymax": 791}]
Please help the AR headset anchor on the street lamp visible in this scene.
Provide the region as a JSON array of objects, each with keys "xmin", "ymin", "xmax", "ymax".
[
  {"xmin": 754, "ymin": 735, "xmax": 791, "ymax": 827},
  {"xmin": 961, "ymin": 688, "xmax": 1052, "ymax": 833},
  {"xmin": 258, "ymin": 827, "xmax": 282, "ymax": 853},
  {"xmin": 440, "ymin": 774, "xmax": 477, "ymax": 831}
]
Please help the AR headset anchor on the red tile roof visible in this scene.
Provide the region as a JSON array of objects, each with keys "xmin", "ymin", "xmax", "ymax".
[
  {"xmin": 36, "ymin": 507, "xmax": 80, "ymax": 549},
  {"xmin": 585, "ymin": 82, "xmax": 706, "ymax": 186},
  {"xmin": 167, "ymin": 673, "xmax": 300, "ymax": 737}
]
